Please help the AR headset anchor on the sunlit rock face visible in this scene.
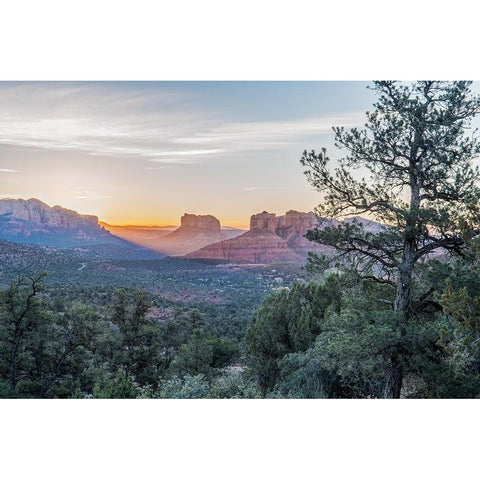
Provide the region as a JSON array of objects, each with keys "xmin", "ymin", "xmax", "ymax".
[
  {"xmin": 186, "ymin": 210, "xmax": 333, "ymax": 263},
  {"xmin": 249, "ymin": 212, "xmax": 278, "ymax": 232},
  {"xmin": 249, "ymin": 210, "xmax": 320, "ymax": 237},
  {"xmin": 180, "ymin": 213, "xmax": 221, "ymax": 232},
  {"xmin": 153, "ymin": 213, "xmax": 244, "ymax": 256},
  {"xmin": 0, "ymin": 198, "xmax": 112, "ymax": 246}
]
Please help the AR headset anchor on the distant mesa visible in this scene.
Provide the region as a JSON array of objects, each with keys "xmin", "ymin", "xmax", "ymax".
[
  {"xmin": 0, "ymin": 198, "xmax": 110, "ymax": 246},
  {"xmin": 152, "ymin": 213, "xmax": 244, "ymax": 256},
  {"xmin": 0, "ymin": 198, "xmax": 162, "ymax": 258},
  {"xmin": 186, "ymin": 210, "xmax": 334, "ymax": 263},
  {"xmin": 180, "ymin": 213, "xmax": 220, "ymax": 231}
]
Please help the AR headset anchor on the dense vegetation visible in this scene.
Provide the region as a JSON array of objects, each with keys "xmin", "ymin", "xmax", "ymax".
[
  {"xmin": 2, "ymin": 251, "xmax": 480, "ymax": 398},
  {"xmin": 0, "ymin": 273, "xmax": 248, "ymax": 398},
  {"xmin": 246, "ymin": 252, "xmax": 480, "ymax": 398},
  {"xmin": 0, "ymin": 256, "xmax": 301, "ymax": 398}
]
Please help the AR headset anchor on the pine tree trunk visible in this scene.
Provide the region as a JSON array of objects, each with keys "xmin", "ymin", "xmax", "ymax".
[
  {"xmin": 384, "ymin": 255, "xmax": 413, "ymax": 399},
  {"xmin": 8, "ymin": 336, "xmax": 20, "ymax": 392},
  {"xmin": 383, "ymin": 353, "xmax": 403, "ymax": 399}
]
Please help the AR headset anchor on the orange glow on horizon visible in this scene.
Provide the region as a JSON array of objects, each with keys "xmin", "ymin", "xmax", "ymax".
[{"xmin": 99, "ymin": 218, "xmax": 250, "ymax": 229}]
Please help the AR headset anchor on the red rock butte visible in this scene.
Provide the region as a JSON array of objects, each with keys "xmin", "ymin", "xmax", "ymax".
[
  {"xmin": 151, "ymin": 213, "xmax": 243, "ymax": 256},
  {"xmin": 180, "ymin": 213, "xmax": 221, "ymax": 232}
]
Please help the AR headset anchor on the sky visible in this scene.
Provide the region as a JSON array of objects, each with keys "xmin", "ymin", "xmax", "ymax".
[{"xmin": 0, "ymin": 81, "xmax": 383, "ymax": 227}]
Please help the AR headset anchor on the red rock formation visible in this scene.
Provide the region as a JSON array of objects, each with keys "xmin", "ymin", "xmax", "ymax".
[
  {"xmin": 186, "ymin": 210, "xmax": 333, "ymax": 263},
  {"xmin": 187, "ymin": 229, "xmax": 294, "ymax": 263},
  {"xmin": 180, "ymin": 213, "xmax": 220, "ymax": 231},
  {"xmin": 154, "ymin": 213, "xmax": 244, "ymax": 256},
  {"xmin": 249, "ymin": 211, "xmax": 278, "ymax": 232}
]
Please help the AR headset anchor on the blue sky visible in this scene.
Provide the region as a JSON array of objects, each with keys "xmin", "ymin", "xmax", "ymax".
[{"xmin": 0, "ymin": 81, "xmax": 426, "ymax": 226}]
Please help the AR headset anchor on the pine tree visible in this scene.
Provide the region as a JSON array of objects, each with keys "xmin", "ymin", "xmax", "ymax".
[{"xmin": 301, "ymin": 81, "xmax": 480, "ymax": 398}]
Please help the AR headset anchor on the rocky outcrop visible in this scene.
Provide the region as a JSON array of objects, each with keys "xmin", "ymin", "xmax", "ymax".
[
  {"xmin": 0, "ymin": 198, "xmax": 112, "ymax": 246},
  {"xmin": 153, "ymin": 213, "xmax": 244, "ymax": 256},
  {"xmin": 187, "ymin": 227, "xmax": 295, "ymax": 263},
  {"xmin": 249, "ymin": 211, "xmax": 278, "ymax": 232},
  {"xmin": 180, "ymin": 213, "xmax": 221, "ymax": 231},
  {"xmin": 0, "ymin": 198, "xmax": 99, "ymax": 228},
  {"xmin": 186, "ymin": 210, "xmax": 333, "ymax": 263}
]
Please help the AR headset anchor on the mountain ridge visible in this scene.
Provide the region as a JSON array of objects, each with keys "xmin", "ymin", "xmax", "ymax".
[
  {"xmin": 0, "ymin": 198, "xmax": 387, "ymax": 263},
  {"xmin": 0, "ymin": 198, "xmax": 162, "ymax": 258},
  {"xmin": 0, "ymin": 198, "xmax": 110, "ymax": 246}
]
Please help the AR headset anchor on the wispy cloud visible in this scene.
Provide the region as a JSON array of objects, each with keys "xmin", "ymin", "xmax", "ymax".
[
  {"xmin": 175, "ymin": 114, "xmax": 364, "ymax": 152},
  {"xmin": 144, "ymin": 165, "xmax": 174, "ymax": 171},
  {"xmin": 0, "ymin": 83, "xmax": 364, "ymax": 163},
  {"xmin": 0, "ymin": 168, "xmax": 19, "ymax": 173},
  {"xmin": 0, "ymin": 83, "xmax": 213, "ymax": 161}
]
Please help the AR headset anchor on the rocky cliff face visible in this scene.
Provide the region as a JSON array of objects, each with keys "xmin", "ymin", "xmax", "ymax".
[
  {"xmin": 180, "ymin": 213, "xmax": 221, "ymax": 231},
  {"xmin": 247, "ymin": 210, "xmax": 320, "ymax": 236},
  {"xmin": 0, "ymin": 198, "xmax": 99, "ymax": 228},
  {"xmin": 0, "ymin": 198, "xmax": 113, "ymax": 246},
  {"xmin": 249, "ymin": 211, "xmax": 278, "ymax": 232},
  {"xmin": 153, "ymin": 213, "xmax": 244, "ymax": 256},
  {"xmin": 186, "ymin": 210, "xmax": 333, "ymax": 263}
]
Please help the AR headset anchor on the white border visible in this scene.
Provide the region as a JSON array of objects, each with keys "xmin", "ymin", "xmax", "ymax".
[
  {"xmin": 2, "ymin": 0, "xmax": 480, "ymax": 80},
  {"xmin": 1, "ymin": 0, "xmax": 479, "ymax": 477},
  {"xmin": 1, "ymin": 399, "xmax": 478, "ymax": 479}
]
